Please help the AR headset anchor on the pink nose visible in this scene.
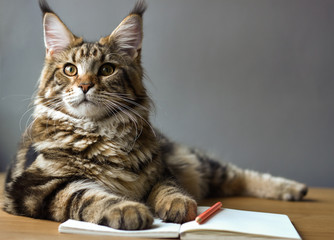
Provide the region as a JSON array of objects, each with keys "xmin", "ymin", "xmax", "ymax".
[{"xmin": 79, "ymin": 82, "xmax": 94, "ymax": 93}]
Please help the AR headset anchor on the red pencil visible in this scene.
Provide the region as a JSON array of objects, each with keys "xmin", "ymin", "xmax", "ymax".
[{"xmin": 195, "ymin": 202, "xmax": 222, "ymax": 224}]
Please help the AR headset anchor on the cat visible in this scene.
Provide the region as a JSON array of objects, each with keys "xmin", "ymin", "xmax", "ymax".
[{"xmin": 3, "ymin": 0, "xmax": 307, "ymax": 230}]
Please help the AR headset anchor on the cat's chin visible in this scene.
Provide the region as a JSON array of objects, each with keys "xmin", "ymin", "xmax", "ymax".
[{"xmin": 65, "ymin": 101, "xmax": 108, "ymax": 120}]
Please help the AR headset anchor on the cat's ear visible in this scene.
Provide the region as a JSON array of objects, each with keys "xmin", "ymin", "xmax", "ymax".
[
  {"xmin": 100, "ymin": 1, "xmax": 146, "ymax": 59},
  {"xmin": 39, "ymin": 0, "xmax": 78, "ymax": 56},
  {"xmin": 109, "ymin": 14, "xmax": 143, "ymax": 58},
  {"xmin": 42, "ymin": 12, "xmax": 77, "ymax": 56}
]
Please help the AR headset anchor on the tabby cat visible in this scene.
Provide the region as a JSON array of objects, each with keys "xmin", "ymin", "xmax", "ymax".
[{"xmin": 3, "ymin": 0, "xmax": 307, "ymax": 230}]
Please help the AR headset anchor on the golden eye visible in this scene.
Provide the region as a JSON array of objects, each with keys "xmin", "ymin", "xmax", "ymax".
[
  {"xmin": 64, "ymin": 63, "xmax": 77, "ymax": 76},
  {"xmin": 99, "ymin": 63, "xmax": 115, "ymax": 76}
]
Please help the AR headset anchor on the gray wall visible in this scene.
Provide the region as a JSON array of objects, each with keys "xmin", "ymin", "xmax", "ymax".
[{"xmin": 1, "ymin": 0, "xmax": 333, "ymax": 187}]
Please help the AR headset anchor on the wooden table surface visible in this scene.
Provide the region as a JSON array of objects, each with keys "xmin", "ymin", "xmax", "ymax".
[{"xmin": 0, "ymin": 173, "xmax": 333, "ymax": 240}]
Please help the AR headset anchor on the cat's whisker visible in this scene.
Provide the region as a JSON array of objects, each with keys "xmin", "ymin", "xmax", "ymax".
[
  {"xmin": 19, "ymin": 95, "xmax": 51, "ymax": 131},
  {"xmin": 113, "ymin": 102, "xmax": 146, "ymax": 143},
  {"xmin": 90, "ymin": 94, "xmax": 130, "ymax": 133},
  {"xmin": 62, "ymin": 93, "xmax": 80, "ymax": 106},
  {"xmin": 104, "ymin": 99, "xmax": 139, "ymax": 139},
  {"xmin": 106, "ymin": 93, "xmax": 150, "ymax": 112},
  {"xmin": 23, "ymin": 97, "xmax": 64, "ymax": 141},
  {"xmin": 103, "ymin": 102, "xmax": 128, "ymax": 137},
  {"xmin": 23, "ymin": 98, "xmax": 63, "ymax": 140},
  {"xmin": 96, "ymin": 91, "xmax": 154, "ymax": 136},
  {"xmin": 111, "ymin": 99, "xmax": 156, "ymax": 137},
  {"xmin": 19, "ymin": 105, "xmax": 36, "ymax": 132},
  {"xmin": 91, "ymin": 95, "xmax": 129, "ymax": 135},
  {"xmin": 24, "ymin": 115, "xmax": 40, "ymax": 143},
  {"xmin": 130, "ymin": 124, "xmax": 143, "ymax": 152},
  {"xmin": 0, "ymin": 94, "xmax": 32, "ymax": 101}
]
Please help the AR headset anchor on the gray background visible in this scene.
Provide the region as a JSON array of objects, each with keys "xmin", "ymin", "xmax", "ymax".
[{"xmin": 1, "ymin": 0, "xmax": 333, "ymax": 187}]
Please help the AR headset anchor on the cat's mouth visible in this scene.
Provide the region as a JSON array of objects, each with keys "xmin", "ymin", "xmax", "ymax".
[
  {"xmin": 72, "ymin": 95, "xmax": 96, "ymax": 108},
  {"xmin": 77, "ymin": 98, "xmax": 96, "ymax": 107},
  {"xmin": 80, "ymin": 99, "xmax": 90, "ymax": 104},
  {"xmin": 66, "ymin": 96, "xmax": 102, "ymax": 119}
]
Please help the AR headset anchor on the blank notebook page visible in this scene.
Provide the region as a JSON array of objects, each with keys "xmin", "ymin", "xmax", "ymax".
[{"xmin": 180, "ymin": 208, "xmax": 301, "ymax": 239}]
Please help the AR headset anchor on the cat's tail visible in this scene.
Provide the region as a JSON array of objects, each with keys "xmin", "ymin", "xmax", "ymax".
[{"xmin": 159, "ymin": 134, "xmax": 308, "ymax": 201}]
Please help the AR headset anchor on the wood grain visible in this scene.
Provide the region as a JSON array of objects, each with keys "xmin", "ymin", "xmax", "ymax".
[{"xmin": 1, "ymin": 173, "xmax": 333, "ymax": 239}]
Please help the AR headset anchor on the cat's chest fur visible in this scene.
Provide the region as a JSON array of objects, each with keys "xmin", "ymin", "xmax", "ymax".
[{"xmin": 29, "ymin": 112, "xmax": 160, "ymax": 199}]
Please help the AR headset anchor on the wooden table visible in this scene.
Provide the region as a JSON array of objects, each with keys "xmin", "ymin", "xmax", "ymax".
[{"xmin": 0, "ymin": 173, "xmax": 333, "ymax": 240}]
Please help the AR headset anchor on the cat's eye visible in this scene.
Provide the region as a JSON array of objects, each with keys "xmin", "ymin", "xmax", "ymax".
[
  {"xmin": 63, "ymin": 64, "xmax": 77, "ymax": 76},
  {"xmin": 99, "ymin": 63, "xmax": 115, "ymax": 76}
]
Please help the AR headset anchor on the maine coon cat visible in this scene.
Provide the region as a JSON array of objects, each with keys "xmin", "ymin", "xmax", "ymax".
[{"xmin": 3, "ymin": 0, "xmax": 308, "ymax": 230}]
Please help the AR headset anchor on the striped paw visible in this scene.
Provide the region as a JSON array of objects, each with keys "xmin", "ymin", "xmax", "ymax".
[
  {"xmin": 155, "ymin": 195, "xmax": 197, "ymax": 223},
  {"xmin": 99, "ymin": 201, "xmax": 153, "ymax": 230}
]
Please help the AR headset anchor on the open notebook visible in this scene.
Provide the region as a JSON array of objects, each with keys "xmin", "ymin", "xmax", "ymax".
[{"xmin": 59, "ymin": 207, "xmax": 301, "ymax": 239}]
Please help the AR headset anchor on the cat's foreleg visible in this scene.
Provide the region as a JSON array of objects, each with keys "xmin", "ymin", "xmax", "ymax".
[
  {"xmin": 147, "ymin": 179, "xmax": 197, "ymax": 223},
  {"xmin": 49, "ymin": 179, "xmax": 154, "ymax": 230},
  {"xmin": 5, "ymin": 176, "xmax": 153, "ymax": 230}
]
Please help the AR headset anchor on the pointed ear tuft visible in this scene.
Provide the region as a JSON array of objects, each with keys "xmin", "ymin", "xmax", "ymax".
[
  {"xmin": 130, "ymin": 0, "xmax": 147, "ymax": 17},
  {"xmin": 107, "ymin": 14, "xmax": 143, "ymax": 59},
  {"xmin": 39, "ymin": 0, "xmax": 54, "ymax": 15},
  {"xmin": 43, "ymin": 13, "xmax": 76, "ymax": 55}
]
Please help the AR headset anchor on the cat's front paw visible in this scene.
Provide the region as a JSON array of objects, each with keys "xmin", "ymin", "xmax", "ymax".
[
  {"xmin": 155, "ymin": 195, "xmax": 197, "ymax": 223},
  {"xmin": 99, "ymin": 201, "xmax": 153, "ymax": 230}
]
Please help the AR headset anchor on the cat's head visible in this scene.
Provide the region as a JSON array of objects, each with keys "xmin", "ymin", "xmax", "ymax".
[{"xmin": 36, "ymin": 0, "xmax": 149, "ymax": 121}]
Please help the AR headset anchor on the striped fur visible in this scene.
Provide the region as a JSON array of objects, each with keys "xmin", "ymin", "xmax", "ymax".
[{"xmin": 4, "ymin": 0, "xmax": 307, "ymax": 230}]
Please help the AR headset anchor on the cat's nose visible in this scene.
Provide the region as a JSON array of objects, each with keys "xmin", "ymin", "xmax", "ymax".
[{"xmin": 79, "ymin": 82, "xmax": 94, "ymax": 94}]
